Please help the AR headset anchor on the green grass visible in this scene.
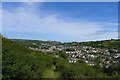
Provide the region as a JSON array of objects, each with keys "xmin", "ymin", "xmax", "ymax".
[{"xmin": 42, "ymin": 65, "xmax": 60, "ymax": 78}]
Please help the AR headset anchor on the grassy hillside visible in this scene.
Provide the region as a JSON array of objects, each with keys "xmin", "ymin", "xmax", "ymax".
[
  {"xmin": 79, "ymin": 39, "xmax": 120, "ymax": 49},
  {"xmin": 62, "ymin": 39, "xmax": 120, "ymax": 49},
  {"xmin": 2, "ymin": 37, "xmax": 54, "ymax": 78},
  {"xmin": 2, "ymin": 37, "xmax": 120, "ymax": 79},
  {"xmin": 11, "ymin": 39, "xmax": 61, "ymax": 46}
]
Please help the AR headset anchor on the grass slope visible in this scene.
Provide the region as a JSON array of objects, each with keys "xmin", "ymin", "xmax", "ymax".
[
  {"xmin": 2, "ymin": 37, "xmax": 54, "ymax": 78},
  {"xmin": 42, "ymin": 65, "xmax": 60, "ymax": 78}
]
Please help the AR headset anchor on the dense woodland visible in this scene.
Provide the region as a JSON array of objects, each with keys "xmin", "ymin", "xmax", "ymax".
[{"xmin": 2, "ymin": 36, "xmax": 120, "ymax": 79}]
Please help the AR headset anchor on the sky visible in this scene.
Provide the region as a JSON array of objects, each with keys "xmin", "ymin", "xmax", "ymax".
[
  {"xmin": 1, "ymin": 2, "xmax": 118, "ymax": 42},
  {"xmin": 2, "ymin": 0, "xmax": 120, "ymax": 2}
]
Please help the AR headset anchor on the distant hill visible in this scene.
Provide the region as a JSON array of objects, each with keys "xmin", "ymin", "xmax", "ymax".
[
  {"xmin": 11, "ymin": 39, "xmax": 61, "ymax": 46},
  {"xmin": 59, "ymin": 39, "xmax": 119, "ymax": 50},
  {"xmin": 79, "ymin": 39, "xmax": 120, "ymax": 49},
  {"xmin": 11, "ymin": 39, "xmax": 120, "ymax": 49}
]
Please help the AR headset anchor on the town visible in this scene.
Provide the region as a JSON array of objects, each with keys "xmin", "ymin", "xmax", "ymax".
[{"xmin": 27, "ymin": 42, "xmax": 120, "ymax": 68}]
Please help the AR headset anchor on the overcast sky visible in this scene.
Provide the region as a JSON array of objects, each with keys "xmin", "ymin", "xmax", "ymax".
[{"xmin": 2, "ymin": 2, "xmax": 118, "ymax": 42}]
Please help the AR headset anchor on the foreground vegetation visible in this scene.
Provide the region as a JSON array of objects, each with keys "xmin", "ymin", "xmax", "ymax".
[{"xmin": 2, "ymin": 36, "xmax": 120, "ymax": 79}]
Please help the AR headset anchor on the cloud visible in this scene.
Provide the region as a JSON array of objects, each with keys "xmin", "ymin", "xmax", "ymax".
[
  {"xmin": 2, "ymin": 0, "xmax": 45, "ymax": 2},
  {"xmin": 2, "ymin": 2, "xmax": 118, "ymax": 41}
]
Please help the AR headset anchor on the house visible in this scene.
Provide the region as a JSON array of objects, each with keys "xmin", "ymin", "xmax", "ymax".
[{"xmin": 114, "ymin": 53, "xmax": 120, "ymax": 58}]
